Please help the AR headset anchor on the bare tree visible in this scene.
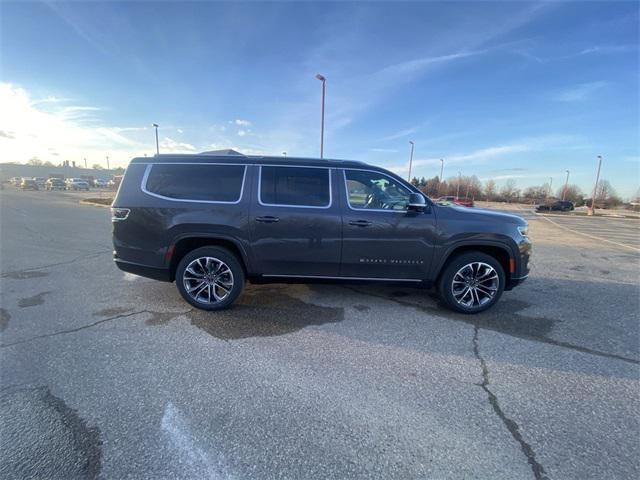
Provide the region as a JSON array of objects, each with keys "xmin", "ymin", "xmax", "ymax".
[
  {"xmin": 499, "ymin": 179, "xmax": 519, "ymax": 202},
  {"xmin": 484, "ymin": 179, "xmax": 496, "ymax": 201},
  {"xmin": 26, "ymin": 157, "xmax": 43, "ymax": 166}
]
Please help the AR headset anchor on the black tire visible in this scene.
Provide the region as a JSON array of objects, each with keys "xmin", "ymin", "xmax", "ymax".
[
  {"xmin": 437, "ymin": 252, "xmax": 505, "ymax": 314},
  {"xmin": 175, "ymin": 246, "xmax": 244, "ymax": 311}
]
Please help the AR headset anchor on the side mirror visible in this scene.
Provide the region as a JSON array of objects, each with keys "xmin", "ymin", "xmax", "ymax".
[{"xmin": 408, "ymin": 192, "xmax": 426, "ymax": 211}]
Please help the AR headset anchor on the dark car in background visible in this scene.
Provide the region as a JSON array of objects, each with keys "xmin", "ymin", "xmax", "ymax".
[
  {"xmin": 112, "ymin": 154, "xmax": 531, "ymax": 314},
  {"xmin": 45, "ymin": 178, "xmax": 66, "ymax": 191},
  {"xmin": 20, "ymin": 178, "xmax": 39, "ymax": 191},
  {"xmin": 536, "ymin": 200, "xmax": 574, "ymax": 212}
]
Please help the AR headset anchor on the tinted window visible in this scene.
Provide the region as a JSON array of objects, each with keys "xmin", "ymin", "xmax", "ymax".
[
  {"xmin": 345, "ymin": 169, "xmax": 411, "ymax": 211},
  {"xmin": 145, "ymin": 164, "xmax": 245, "ymax": 202},
  {"xmin": 260, "ymin": 166, "xmax": 330, "ymax": 207}
]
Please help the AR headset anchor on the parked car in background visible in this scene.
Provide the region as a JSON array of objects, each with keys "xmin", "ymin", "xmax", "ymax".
[
  {"xmin": 20, "ymin": 178, "xmax": 39, "ymax": 191},
  {"xmin": 536, "ymin": 200, "xmax": 574, "ymax": 212},
  {"xmin": 11, "ymin": 177, "xmax": 23, "ymax": 186},
  {"xmin": 45, "ymin": 178, "xmax": 66, "ymax": 190},
  {"xmin": 112, "ymin": 154, "xmax": 531, "ymax": 314},
  {"xmin": 93, "ymin": 179, "xmax": 108, "ymax": 188},
  {"xmin": 33, "ymin": 177, "xmax": 47, "ymax": 188},
  {"xmin": 436, "ymin": 196, "xmax": 474, "ymax": 208},
  {"xmin": 66, "ymin": 178, "xmax": 90, "ymax": 191}
]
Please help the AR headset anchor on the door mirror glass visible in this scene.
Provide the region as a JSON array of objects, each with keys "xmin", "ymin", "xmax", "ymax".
[{"xmin": 408, "ymin": 192, "xmax": 426, "ymax": 211}]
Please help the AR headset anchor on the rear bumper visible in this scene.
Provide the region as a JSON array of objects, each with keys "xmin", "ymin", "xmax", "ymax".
[{"xmin": 114, "ymin": 257, "xmax": 171, "ymax": 282}]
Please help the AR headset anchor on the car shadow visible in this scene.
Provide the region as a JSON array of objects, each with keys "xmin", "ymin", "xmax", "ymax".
[{"xmin": 146, "ymin": 285, "xmax": 344, "ymax": 341}]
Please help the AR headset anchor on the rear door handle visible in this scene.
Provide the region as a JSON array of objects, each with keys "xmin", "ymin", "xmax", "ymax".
[
  {"xmin": 348, "ymin": 219, "xmax": 372, "ymax": 227},
  {"xmin": 255, "ymin": 215, "xmax": 280, "ymax": 223}
]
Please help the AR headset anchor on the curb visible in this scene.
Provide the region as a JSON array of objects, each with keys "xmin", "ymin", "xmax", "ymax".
[{"xmin": 80, "ymin": 199, "xmax": 113, "ymax": 209}]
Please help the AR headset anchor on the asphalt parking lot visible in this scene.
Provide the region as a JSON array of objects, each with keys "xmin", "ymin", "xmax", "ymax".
[{"xmin": 1, "ymin": 187, "xmax": 639, "ymax": 480}]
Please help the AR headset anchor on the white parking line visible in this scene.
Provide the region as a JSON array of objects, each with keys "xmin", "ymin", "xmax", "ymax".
[{"xmin": 541, "ymin": 216, "xmax": 640, "ymax": 252}]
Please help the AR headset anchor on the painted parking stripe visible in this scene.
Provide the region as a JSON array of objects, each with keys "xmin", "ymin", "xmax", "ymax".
[{"xmin": 541, "ymin": 216, "xmax": 640, "ymax": 252}]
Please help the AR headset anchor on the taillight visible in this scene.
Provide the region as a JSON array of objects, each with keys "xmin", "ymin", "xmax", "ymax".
[{"xmin": 111, "ymin": 208, "xmax": 130, "ymax": 222}]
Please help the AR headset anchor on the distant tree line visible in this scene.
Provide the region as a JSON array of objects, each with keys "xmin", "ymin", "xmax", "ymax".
[{"xmin": 410, "ymin": 175, "xmax": 624, "ymax": 207}]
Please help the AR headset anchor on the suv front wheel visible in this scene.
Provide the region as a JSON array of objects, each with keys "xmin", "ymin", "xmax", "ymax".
[
  {"xmin": 438, "ymin": 252, "xmax": 505, "ymax": 314},
  {"xmin": 175, "ymin": 246, "xmax": 245, "ymax": 310}
]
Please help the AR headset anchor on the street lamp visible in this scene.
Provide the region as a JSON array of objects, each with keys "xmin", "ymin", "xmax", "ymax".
[
  {"xmin": 456, "ymin": 171, "xmax": 461, "ymax": 199},
  {"xmin": 439, "ymin": 159, "xmax": 444, "ymax": 181},
  {"xmin": 589, "ymin": 155, "xmax": 603, "ymax": 215},
  {"xmin": 547, "ymin": 177, "xmax": 553, "ymax": 200},
  {"xmin": 152, "ymin": 123, "xmax": 159, "ymax": 155},
  {"xmin": 407, "ymin": 141, "xmax": 415, "ymax": 182},
  {"xmin": 106, "ymin": 156, "xmax": 110, "ymax": 170},
  {"xmin": 562, "ymin": 169, "xmax": 570, "ymax": 201},
  {"xmin": 282, "ymin": 151, "xmax": 287, "ymax": 157},
  {"xmin": 315, "ymin": 74, "xmax": 326, "ymax": 159}
]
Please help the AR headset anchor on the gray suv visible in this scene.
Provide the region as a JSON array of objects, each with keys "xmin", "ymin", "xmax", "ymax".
[{"xmin": 112, "ymin": 154, "xmax": 531, "ymax": 313}]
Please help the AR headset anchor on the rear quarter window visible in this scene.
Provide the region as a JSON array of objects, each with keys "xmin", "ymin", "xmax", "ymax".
[
  {"xmin": 259, "ymin": 166, "xmax": 330, "ymax": 207},
  {"xmin": 144, "ymin": 164, "xmax": 246, "ymax": 202}
]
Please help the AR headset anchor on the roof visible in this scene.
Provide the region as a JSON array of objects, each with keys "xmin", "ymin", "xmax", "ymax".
[
  {"xmin": 198, "ymin": 149, "xmax": 244, "ymax": 156},
  {"xmin": 130, "ymin": 153, "xmax": 370, "ymax": 169}
]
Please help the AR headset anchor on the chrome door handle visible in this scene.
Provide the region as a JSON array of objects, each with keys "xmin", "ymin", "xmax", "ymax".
[
  {"xmin": 255, "ymin": 216, "xmax": 280, "ymax": 223},
  {"xmin": 348, "ymin": 220, "xmax": 372, "ymax": 227}
]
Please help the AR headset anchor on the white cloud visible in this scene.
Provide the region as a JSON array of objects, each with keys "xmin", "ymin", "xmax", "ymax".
[
  {"xmin": 177, "ymin": 128, "xmax": 184, "ymax": 134},
  {"xmin": 234, "ymin": 119, "xmax": 251, "ymax": 126},
  {"xmin": 389, "ymin": 144, "xmax": 530, "ymax": 174},
  {"xmin": 237, "ymin": 130, "xmax": 247, "ymax": 137},
  {"xmin": 159, "ymin": 137, "xmax": 196, "ymax": 152},
  {"xmin": 553, "ymin": 81, "xmax": 607, "ymax": 102},
  {"xmin": 369, "ymin": 148, "xmax": 399, "ymax": 153},
  {"xmin": 0, "ymin": 82, "xmax": 151, "ymax": 166}
]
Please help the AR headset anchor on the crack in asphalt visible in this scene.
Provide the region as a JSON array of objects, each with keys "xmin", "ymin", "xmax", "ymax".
[
  {"xmin": 473, "ymin": 325, "xmax": 549, "ymax": 480},
  {"xmin": 344, "ymin": 286, "xmax": 640, "ymax": 365},
  {"xmin": 0, "ymin": 310, "xmax": 146, "ymax": 348},
  {"xmin": 0, "ymin": 250, "xmax": 111, "ymax": 278}
]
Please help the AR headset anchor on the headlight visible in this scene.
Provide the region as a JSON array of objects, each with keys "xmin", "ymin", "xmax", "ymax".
[{"xmin": 517, "ymin": 225, "xmax": 529, "ymax": 238}]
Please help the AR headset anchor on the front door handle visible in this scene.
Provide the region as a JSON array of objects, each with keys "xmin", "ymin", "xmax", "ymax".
[
  {"xmin": 348, "ymin": 219, "xmax": 372, "ymax": 227},
  {"xmin": 255, "ymin": 215, "xmax": 280, "ymax": 223}
]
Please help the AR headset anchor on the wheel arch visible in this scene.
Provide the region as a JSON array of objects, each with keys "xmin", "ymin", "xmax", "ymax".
[
  {"xmin": 434, "ymin": 241, "xmax": 514, "ymax": 285},
  {"xmin": 168, "ymin": 235, "xmax": 250, "ymax": 282}
]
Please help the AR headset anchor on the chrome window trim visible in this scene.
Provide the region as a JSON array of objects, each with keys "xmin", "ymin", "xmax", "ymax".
[
  {"xmin": 343, "ymin": 168, "xmax": 411, "ymax": 213},
  {"xmin": 140, "ymin": 163, "xmax": 247, "ymax": 204},
  {"xmin": 258, "ymin": 165, "xmax": 332, "ymax": 209},
  {"xmin": 262, "ymin": 274, "xmax": 421, "ymax": 282}
]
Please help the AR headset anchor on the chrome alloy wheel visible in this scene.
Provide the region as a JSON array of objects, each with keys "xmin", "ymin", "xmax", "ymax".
[
  {"xmin": 451, "ymin": 262, "xmax": 499, "ymax": 309},
  {"xmin": 182, "ymin": 257, "xmax": 234, "ymax": 304}
]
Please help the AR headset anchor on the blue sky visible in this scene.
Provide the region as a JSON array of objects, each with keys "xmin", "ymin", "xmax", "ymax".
[{"xmin": 1, "ymin": 1, "xmax": 638, "ymax": 197}]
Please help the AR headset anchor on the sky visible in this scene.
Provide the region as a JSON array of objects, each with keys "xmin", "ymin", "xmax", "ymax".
[{"xmin": 0, "ymin": 0, "xmax": 638, "ymax": 198}]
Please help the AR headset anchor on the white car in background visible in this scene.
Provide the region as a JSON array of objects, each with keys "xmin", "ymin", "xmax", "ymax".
[
  {"xmin": 65, "ymin": 178, "xmax": 90, "ymax": 191},
  {"xmin": 33, "ymin": 177, "xmax": 47, "ymax": 188},
  {"xmin": 93, "ymin": 179, "xmax": 108, "ymax": 188}
]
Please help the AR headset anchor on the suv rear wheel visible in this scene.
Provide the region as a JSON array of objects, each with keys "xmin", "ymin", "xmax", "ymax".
[
  {"xmin": 438, "ymin": 252, "xmax": 505, "ymax": 314},
  {"xmin": 175, "ymin": 246, "xmax": 244, "ymax": 310}
]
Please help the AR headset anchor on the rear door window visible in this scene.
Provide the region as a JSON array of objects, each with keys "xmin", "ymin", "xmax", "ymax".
[
  {"xmin": 259, "ymin": 166, "xmax": 331, "ymax": 207},
  {"xmin": 144, "ymin": 164, "xmax": 246, "ymax": 202}
]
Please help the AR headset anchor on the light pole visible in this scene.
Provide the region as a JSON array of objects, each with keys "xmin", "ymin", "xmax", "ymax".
[
  {"xmin": 589, "ymin": 155, "xmax": 603, "ymax": 215},
  {"xmin": 407, "ymin": 141, "xmax": 415, "ymax": 182},
  {"xmin": 439, "ymin": 159, "xmax": 444, "ymax": 181},
  {"xmin": 282, "ymin": 152, "xmax": 287, "ymax": 157},
  {"xmin": 562, "ymin": 169, "xmax": 570, "ymax": 201},
  {"xmin": 106, "ymin": 156, "xmax": 110, "ymax": 170},
  {"xmin": 152, "ymin": 123, "xmax": 159, "ymax": 155},
  {"xmin": 456, "ymin": 171, "xmax": 461, "ymax": 199},
  {"xmin": 315, "ymin": 74, "xmax": 326, "ymax": 159},
  {"xmin": 84, "ymin": 158, "xmax": 87, "ymax": 169}
]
